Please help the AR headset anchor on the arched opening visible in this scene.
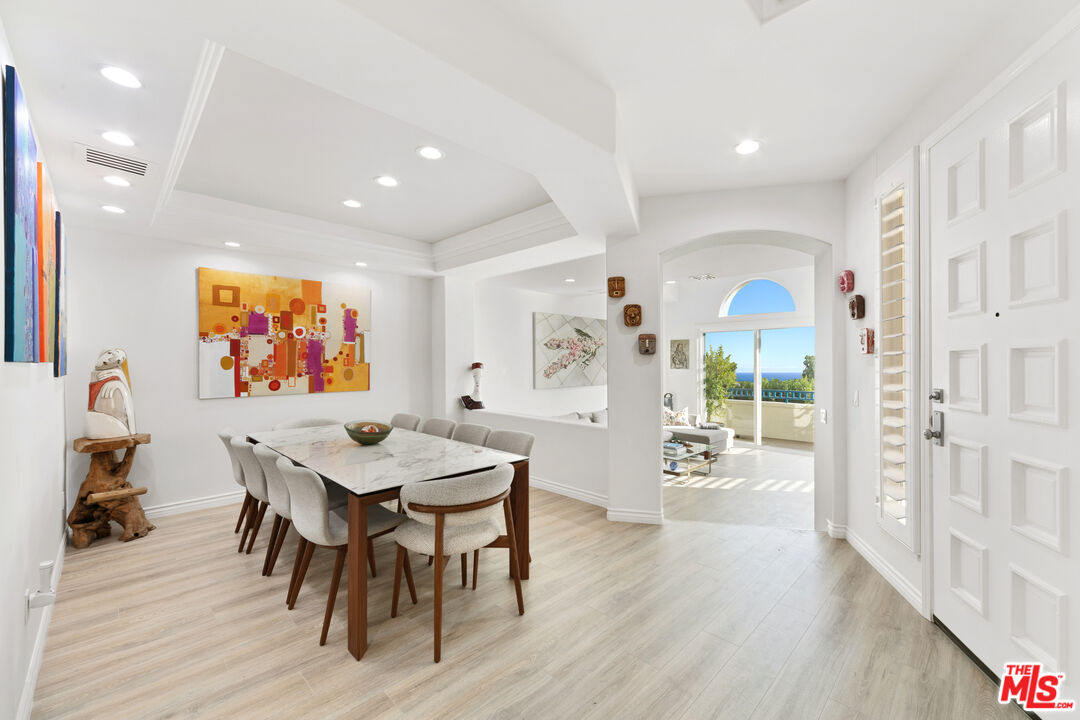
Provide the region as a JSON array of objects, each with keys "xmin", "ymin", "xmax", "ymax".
[{"xmin": 720, "ymin": 278, "xmax": 797, "ymax": 316}]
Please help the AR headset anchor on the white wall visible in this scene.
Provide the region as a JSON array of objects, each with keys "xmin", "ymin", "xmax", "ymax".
[
  {"xmin": 64, "ymin": 227, "xmax": 433, "ymax": 512},
  {"xmin": 474, "ymin": 283, "xmax": 607, "ymax": 417},
  {"xmin": 0, "ymin": 18, "xmax": 67, "ymax": 718}
]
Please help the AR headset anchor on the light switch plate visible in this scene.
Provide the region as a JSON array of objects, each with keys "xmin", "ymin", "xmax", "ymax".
[{"xmin": 820, "ymin": 408, "xmax": 828, "ymax": 424}]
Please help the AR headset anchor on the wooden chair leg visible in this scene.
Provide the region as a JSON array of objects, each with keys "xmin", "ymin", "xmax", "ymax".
[
  {"xmin": 262, "ymin": 514, "xmax": 283, "ymax": 576},
  {"xmin": 391, "ymin": 545, "xmax": 404, "ymax": 618},
  {"xmin": 460, "ymin": 553, "xmax": 467, "ymax": 588},
  {"xmin": 427, "ymin": 555, "xmax": 433, "ymax": 566},
  {"xmin": 238, "ymin": 496, "xmax": 257, "ymax": 552},
  {"xmin": 503, "ymin": 499, "xmax": 524, "ymax": 615},
  {"xmin": 266, "ymin": 518, "xmax": 290, "ymax": 576},
  {"xmin": 287, "ymin": 537, "xmax": 307, "ymax": 606},
  {"xmin": 320, "ymin": 546, "xmax": 347, "ymax": 646},
  {"xmin": 367, "ymin": 537, "xmax": 377, "ymax": 578},
  {"xmin": 234, "ymin": 492, "xmax": 251, "ymax": 533},
  {"xmin": 434, "ymin": 515, "xmax": 444, "ymax": 663},
  {"xmin": 289, "ymin": 540, "xmax": 316, "ymax": 610},
  {"xmin": 472, "ymin": 549, "xmax": 479, "ymax": 590},
  {"xmin": 245, "ymin": 501, "xmax": 268, "ymax": 554},
  {"xmin": 403, "ymin": 550, "xmax": 418, "ymax": 604}
]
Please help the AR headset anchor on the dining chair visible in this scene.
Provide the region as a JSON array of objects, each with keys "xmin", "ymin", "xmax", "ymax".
[
  {"xmin": 217, "ymin": 428, "xmax": 250, "ymax": 534},
  {"xmin": 273, "ymin": 417, "xmax": 341, "ymax": 430},
  {"xmin": 451, "ymin": 423, "xmax": 491, "ymax": 447},
  {"xmin": 252, "ymin": 444, "xmax": 295, "ymax": 579},
  {"xmin": 485, "ymin": 429, "xmax": 535, "ymax": 457},
  {"xmin": 391, "ymin": 464, "xmax": 524, "ymax": 662},
  {"xmin": 277, "ymin": 457, "xmax": 415, "ymax": 644},
  {"xmin": 419, "ymin": 417, "xmax": 457, "ymax": 439},
  {"xmin": 231, "ymin": 438, "xmax": 271, "ymax": 554},
  {"xmin": 390, "ymin": 413, "xmax": 421, "ymax": 431}
]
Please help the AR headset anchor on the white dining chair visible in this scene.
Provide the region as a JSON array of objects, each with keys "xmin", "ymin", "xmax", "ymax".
[
  {"xmin": 231, "ymin": 437, "xmax": 271, "ymax": 555},
  {"xmin": 273, "ymin": 417, "xmax": 341, "ymax": 430},
  {"xmin": 485, "ymin": 429, "xmax": 535, "ymax": 457},
  {"xmin": 419, "ymin": 417, "xmax": 457, "ymax": 439},
  {"xmin": 390, "ymin": 413, "xmax": 421, "ymax": 431},
  {"xmin": 252, "ymin": 444, "xmax": 294, "ymax": 579},
  {"xmin": 451, "ymin": 423, "xmax": 491, "ymax": 447},
  {"xmin": 391, "ymin": 464, "xmax": 524, "ymax": 662},
  {"xmin": 218, "ymin": 428, "xmax": 250, "ymax": 534},
  {"xmin": 277, "ymin": 457, "xmax": 415, "ymax": 644}
]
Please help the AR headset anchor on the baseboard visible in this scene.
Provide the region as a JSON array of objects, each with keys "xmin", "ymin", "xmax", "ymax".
[
  {"xmin": 606, "ymin": 507, "xmax": 664, "ymax": 524},
  {"xmin": 826, "ymin": 520, "xmax": 847, "ymax": 539},
  {"xmin": 844, "ymin": 527, "xmax": 922, "ymax": 613},
  {"xmin": 17, "ymin": 532, "xmax": 66, "ymax": 720},
  {"xmin": 144, "ymin": 489, "xmax": 244, "ymax": 519},
  {"xmin": 529, "ymin": 475, "xmax": 608, "ymax": 508}
]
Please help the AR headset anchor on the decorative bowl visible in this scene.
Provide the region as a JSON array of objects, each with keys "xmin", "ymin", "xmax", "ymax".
[{"xmin": 344, "ymin": 421, "xmax": 392, "ymax": 446}]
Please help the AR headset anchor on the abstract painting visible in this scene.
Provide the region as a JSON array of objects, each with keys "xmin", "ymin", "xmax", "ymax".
[
  {"xmin": 670, "ymin": 339, "xmax": 689, "ymax": 369},
  {"xmin": 53, "ymin": 211, "xmax": 66, "ymax": 376},
  {"xmin": 37, "ymin": 161, "xmax": 56, "ymax": 362},
  {"xmin": 533, "ymin": 312, "xmax": 606, "ymax": 389},
  {"xmin": 198, "ymin": 267, "xmax": 371, "ymax": 398},
  {"xmin": 3, "ymin": 64, "xmax": 38, "ymax": 362}
]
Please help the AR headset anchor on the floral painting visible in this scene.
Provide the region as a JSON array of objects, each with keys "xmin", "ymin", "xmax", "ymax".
[{"xmin": 533, "ymin": 312, "xmax": 607, "ymax": 389}]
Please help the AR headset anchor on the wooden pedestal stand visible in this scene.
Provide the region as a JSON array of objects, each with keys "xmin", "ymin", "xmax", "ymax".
[{"xmin": 68, "ymin": 434, "xmax": 155, "ymax": 549}]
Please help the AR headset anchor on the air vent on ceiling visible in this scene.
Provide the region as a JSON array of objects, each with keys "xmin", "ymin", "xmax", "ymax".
[
  {"xmin": 689, "ymin": 273, "xmax": 717, "ymax": 281},
  {"xmin": 73, "ymin": 143, "xmax": 151, "ymax": 177}
]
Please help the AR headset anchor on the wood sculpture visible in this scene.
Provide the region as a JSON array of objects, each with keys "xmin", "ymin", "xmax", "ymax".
[{"xmin": 67, "ymin": 434, "xmax": 154, "ymax": 548}]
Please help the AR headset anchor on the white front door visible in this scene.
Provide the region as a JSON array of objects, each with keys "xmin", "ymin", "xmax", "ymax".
[{"xmin": 928, "ymin": 27, "xmax": 1080, "ymax": 705}]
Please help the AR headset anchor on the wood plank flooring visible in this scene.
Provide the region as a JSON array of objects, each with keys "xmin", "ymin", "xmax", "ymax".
[{"xmin": 32, "ymin": 489, "xmax": 1022, "ymax": 719}]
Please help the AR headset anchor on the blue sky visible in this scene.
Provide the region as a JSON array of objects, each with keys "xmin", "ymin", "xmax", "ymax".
[{"xmin": 704, "ymin": 280, "xmax": 814, "ymax": 374}]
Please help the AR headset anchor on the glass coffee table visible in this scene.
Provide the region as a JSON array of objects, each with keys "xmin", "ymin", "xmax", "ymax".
[{"xmin": 662, "ymin": 440, "xmax": 717, "ymax": 477}]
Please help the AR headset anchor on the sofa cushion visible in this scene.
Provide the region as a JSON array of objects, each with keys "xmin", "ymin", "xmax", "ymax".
[
  {"xmin": 590, "ymin": 409, "xmax": 608, "ymax": 425},
  {"xmin": 553, "ymin": 412, "xmax": 589, "ymax": 423},
  {"xmin": 663, "ymin": 425, "xmax": 735, "ymax": 452}
]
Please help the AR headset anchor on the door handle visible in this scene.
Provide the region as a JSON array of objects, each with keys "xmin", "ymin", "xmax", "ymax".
[{"xmin": 923, "ymin": 410, "xmax": 944, "ymax": 446}]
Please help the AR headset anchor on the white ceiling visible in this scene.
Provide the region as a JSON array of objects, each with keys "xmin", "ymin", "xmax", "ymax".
[
  {"xmin": 175, "ymin": 52, "xmax": 549, "ymax": 243},
  {"xmin": 663, "ymin": 243, "xmax": 811, "ymax": 283},
  {"xmin": 491, "ymin": 0, "xmax": 1080, "ymax": 194},
  {"xmin": 484, "ymin": 253, "xmax": 607, "ymax": 296}
]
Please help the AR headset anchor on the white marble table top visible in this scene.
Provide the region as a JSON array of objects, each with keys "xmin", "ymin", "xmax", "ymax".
[{"xmin": 248, "ymin": 425, "xmax": 528, "ymax": 496}]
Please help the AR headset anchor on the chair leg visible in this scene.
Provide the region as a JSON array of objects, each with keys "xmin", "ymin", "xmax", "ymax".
[
  {"xmin": 460, "ymin": 553, "xmax": 467, "ymax": 588},
  {"xmin": 262, "ymin": 514, "xmax": 283, "ymax": 576},
  {"xmin": 427, "ymin": 555, "xmax": 433, "ymax": 566},
  {"xmin": 245, "ymin": 501, "xmax": 268, "ymax": 554},
  {"xmin": 403, "ymin": 550, "xmax": 418, "ymax": 604},
  {"xmin": 238, "ymin": 496, "xmax": 257, "ymax": 552},
  {"xmin": 392, "ymin": 545, "xmax": 404, "ymax": 618},
  {"xmin": 267, "ymin": 518, "xmax": 290, "ymax": 576},
  {"xmin": 289, "ymin": 540, "xmax": 316, "ymax": 610},
  {"xmin": 503, "ymin": 499, "xmax": 525, "ymax": 616},
  {"xmin": 472, "ymin": 549, "xmax": 479, "ymax": 590},
  {"xmin": 287, "ymin": 537, "xmax": 307, "ymax": 606},
  {"xmin": 367, "ymin": 537, "xmax": 377, "ymax": 578},
  {"xmin": 321, "ymin": 546, "xmax": 347, "ymax": 646},
  {"xmin": 234, "ymin": 492, "xmax": 251, "ymax": 533},
  {"xmin": 434, "ymin": 515, "xmax": 444, "ymax": 663}
]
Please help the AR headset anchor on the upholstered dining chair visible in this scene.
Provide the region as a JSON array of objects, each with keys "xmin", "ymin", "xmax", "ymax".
[
  {"xmin": 252, "ymin": 444, "xmax": 294, "ymax": 579},
  {"xmin": 231, "ymin": 437, "xmax": 271, "ymax": 555},
  {"xmin": 391, "ymin": 464, "xmax": 524, "ymax": 662},
  {"xmin": 419, "ymin": 417, "xmax": 457, "ymax": 439},
  {"xmin": 217, "ymin": 428, "xmax": 250, "ymax": 534},
  {"xmin": 277, "ymin": 457, "xmax": 415, "ymax": 644},
  {"xmin": 450, "ymin": 423, "xmax": 491, "ymax": 447},
  {"xmin": 484, "ymin": 429, "xmax": 535, "ymax": 457},
  {"xmin": 272, "ymin": 417, "xmax": 341, "ymax": 430},
  {"xmin": 390, "ymin": 413, "xmax": 421, "ymax": 431}
]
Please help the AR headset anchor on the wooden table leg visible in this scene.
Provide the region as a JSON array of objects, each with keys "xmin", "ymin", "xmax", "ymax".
[
  {"xmin": 347, "ymin": 494, "xmax": 369, "ymax": 660},
  {"xmin": 510, "ymin": 460, "xmax": 530, "ymax": 580}
]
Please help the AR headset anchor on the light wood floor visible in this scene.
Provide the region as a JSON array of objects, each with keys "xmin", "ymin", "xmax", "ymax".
[{"xmin": 33, "ymin": 489, "xmax": 1022, "ymax": 719}]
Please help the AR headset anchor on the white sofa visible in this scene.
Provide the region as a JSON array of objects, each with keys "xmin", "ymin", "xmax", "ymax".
[{"xmin": 663, "ymin": 413, "xmax": 735, "ymax": 452}]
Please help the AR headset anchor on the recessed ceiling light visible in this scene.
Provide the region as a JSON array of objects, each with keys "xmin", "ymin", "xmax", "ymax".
[
  {"xmin": 665, "ymin": 280, "xmax": 677, "ymax": 285},
  {"xmin": 354, "ymin": 261, "xmax": 368, "ymax": 267},
  {"xmin": 101, "ymin": 205, "xmax": 125, "ymax": 214},
  {"xmin": 103, "ymin": 175, "xmax": 130, "ymax": 187},
  {"xmin": 564, "ymin": 278, "xmax": 576, "ymax": 283},
  {"xmin": 342, "ymin": 199, "xmax": 363, "ymax": 208},
  {"xmin": 375, "ymin": 175, "xmax": 399, "ymax": 188},
  {"xmin": 416, "ymin": 146, "xmax": 444, "ymax": 160},
  {"xmin": 224, "ymin": 241, "xmax": 241, "ymax": 248},
  {"xmin": 100, "ymin": 66, "xmax": 141, "ymax": 89},
  {"xmin": 735, "ymin": 139, "xmax": 761, "ymax": 155},
  {"xmin": 101, "ymin": 130, "xmax": 134, "ymax": 147}
]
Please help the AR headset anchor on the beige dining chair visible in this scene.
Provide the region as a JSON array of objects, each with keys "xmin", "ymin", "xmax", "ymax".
[
  {"xmin": 273, "ymin": 417, "xmax": 341, "ymax": 430},
  {"xmin": 485, "ymin": 429, "xmax": 535, "ymax": 457},
  {"xmin": 451, "ymin": 423, "xmax": 491, "ymax": 447},
  {"xmin": 217, "ymin": 428, "xmax": 250, "ymax": 534},
  {"xmin": 231, "ymin": 437, "xmax": 271, "ymax": 555},
  {"xmin": 390, "ymin": 413, "xmax": 421, "ymax": 431},
  {"xmin": 419, "ymin": 417, "xmax": 457, "ymax": 439},
  {"xmin": 252, "ymin": 444, "xmax": 296, "ymax": 579},
  {"xmin": 278, "ymin": 457, "xmax": 415, "ymax": 643},
  {"xmin": 391, "ymin": 464, "xmax": 524, "ymax": 662}
]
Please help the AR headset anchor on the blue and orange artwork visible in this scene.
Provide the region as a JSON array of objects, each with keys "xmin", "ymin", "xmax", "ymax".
[
  {"xmin": 3, "ymin": 64, "xmax": 39, "ymax": 362},
  {"xmin": 197, "ymin": 267, "xmax": 371, "ymax": 398},
  {"xmin": 54, "ymin": 211, "xmax": 66, "ymax": 377}
]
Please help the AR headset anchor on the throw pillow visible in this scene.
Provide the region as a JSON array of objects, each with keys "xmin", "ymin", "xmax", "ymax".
[
  {"xmin": 662, "ymin": 405, "xmax": 677, "ymax": 425},
  {"xmin": 671, "ymin": 407, "xmax": 690, "ymax": 426},
  {"xmin": 591, "ymin": 409, "xmax": 608, "ymax": 425}
]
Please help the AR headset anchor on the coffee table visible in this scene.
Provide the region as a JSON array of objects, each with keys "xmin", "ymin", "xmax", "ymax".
[{"xmin": 662, "ymin": 440, "xmax": 717, "ymax": 477}]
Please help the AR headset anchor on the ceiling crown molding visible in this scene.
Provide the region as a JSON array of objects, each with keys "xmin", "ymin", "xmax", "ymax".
[{"xmin": 432, "ymin": 203, "xmax": 576, "ymax": 273}]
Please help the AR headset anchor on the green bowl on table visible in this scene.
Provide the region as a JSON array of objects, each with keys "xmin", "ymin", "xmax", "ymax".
[{"xmin": 344, "ymin": 421, "xmax": 392, "ymax": 446}]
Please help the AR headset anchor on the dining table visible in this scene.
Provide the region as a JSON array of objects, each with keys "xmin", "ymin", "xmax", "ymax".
[{"xmin": 247, "ymin": 424, "xmax": 530, "ymax": 660}]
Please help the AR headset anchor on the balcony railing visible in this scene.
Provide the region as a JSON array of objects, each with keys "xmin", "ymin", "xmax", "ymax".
[{"xmin": 728, "ymin": 387, "xmax": 814, "ymax": 404}]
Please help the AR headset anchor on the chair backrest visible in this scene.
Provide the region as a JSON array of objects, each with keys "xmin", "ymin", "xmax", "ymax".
[
  {"xmin": 390, "ymin": 413, "xmax": 421, "ymax": 431},
  {"xmin": 272, "ymin": 417, "xmax": 341, "ymax": 430},
  {"xmin": 399, "ymin": 464, "xmax": 514, "ymax": 528},
  {"xmin": 217, "ymin": 428, "xmax": 245, "ymax": 488},
  {"xmin": 253, "ymin": 444, "xmax": 291, "ymax": 519},
  {"xmin": 230, "ymin": 437, "xmax": 269, "ymax": 503},
  {"xmin": 277, "ymin": 457, "xmax": 335, "ymax": 546},
  {"xmin": 419, "ymin": 417, "xmax": 457, "ymax": 439},
  {"xmin": 486, "ymin": 430, "xmax": 535, "ymax": 457},
  {"xmin": 451, "ymin": 423, "xmax": 491, "ymax": 447}
]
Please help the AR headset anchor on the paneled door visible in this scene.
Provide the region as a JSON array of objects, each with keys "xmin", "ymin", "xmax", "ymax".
[{"xmin": 928, "ymin": 30, "xmax": 1079, "ymax": 703}]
